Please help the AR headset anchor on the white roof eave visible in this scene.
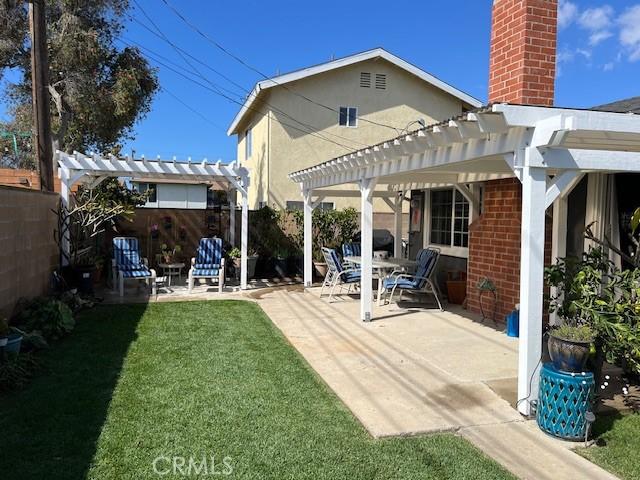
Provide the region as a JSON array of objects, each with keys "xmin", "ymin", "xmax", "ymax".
[{"xmin": 227, "ymin": 48, "xmax": 482, "ymax": 135}]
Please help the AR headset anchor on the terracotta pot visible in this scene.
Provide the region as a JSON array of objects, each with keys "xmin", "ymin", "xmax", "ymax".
[
  {"xmin": 548, "ymin": 333, "xmax": 592, "ymax": 373},
  {"xmin": 446, "ymin": 280, "xmax": 466, "ymax": 304},
  {"xmin": 314, "ymin": 262, "xmax": 328, "ymax": 278}
]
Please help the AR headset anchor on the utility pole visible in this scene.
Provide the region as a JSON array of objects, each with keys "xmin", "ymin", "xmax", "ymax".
[{"xmin": 28, "ymin": 0, "xmax": 54, "ymax": 191}]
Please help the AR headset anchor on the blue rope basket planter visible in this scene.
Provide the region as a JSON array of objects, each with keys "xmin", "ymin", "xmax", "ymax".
[{"xmin": 536, "ymin": 363, "xmax": 594, "ymax": 441}]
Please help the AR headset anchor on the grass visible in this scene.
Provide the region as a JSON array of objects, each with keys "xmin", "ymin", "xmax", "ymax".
[
  {"xmin": 578, "ymin": 412, "xmax": 640, "ymax": 480},
  {"xmin": 0, "ymin": 300, "xmax": 514, "ymax": 479}
]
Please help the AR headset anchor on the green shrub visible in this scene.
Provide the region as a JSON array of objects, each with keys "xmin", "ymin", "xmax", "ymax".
[
  {"xmin": 0, "ymin": 353, "xmax": 40, "ymax": 393},
  {"xmin": 549, "ymin": 324, "xmax": 594, "ymax": 342},
  {"xmin": 545, "ymin": 248, "xmax": 640, "ymax": 374},
  {"xmin": 14, "ymin": 298, "xmax": 75, "ymax": 342}
]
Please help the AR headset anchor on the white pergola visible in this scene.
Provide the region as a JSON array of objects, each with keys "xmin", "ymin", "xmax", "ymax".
[
  {"xmin": 56, "ymin": 150, "xmax": 251, "ymax": 289},
  {"xmin": 290, "ymin": 103, "xmax": 640, "ymax": 415}
]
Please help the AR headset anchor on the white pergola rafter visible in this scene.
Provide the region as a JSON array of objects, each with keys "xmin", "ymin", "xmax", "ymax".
[
  {"xmin": 56, "ymin": 150, "xmax": 251, "ymax": 290},
  {"xmin": 290, "ymin": 103, "xmax": 640, "ymax": 417}
]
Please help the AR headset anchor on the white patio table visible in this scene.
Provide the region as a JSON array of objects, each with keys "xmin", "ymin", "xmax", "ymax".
[{"xmin": 344, "ymin": 256, "xmax": 416, "ymax": 306}]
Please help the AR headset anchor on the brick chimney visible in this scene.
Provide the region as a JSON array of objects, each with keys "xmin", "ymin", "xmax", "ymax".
[{"xmin": 488, "ymin": 0, "xmax": 557, "ymax": 106}]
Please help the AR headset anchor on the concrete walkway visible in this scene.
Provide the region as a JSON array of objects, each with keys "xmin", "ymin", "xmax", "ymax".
[{"xmin": 256, "ymin": 287, "xmax": 618, "ymax": 480}]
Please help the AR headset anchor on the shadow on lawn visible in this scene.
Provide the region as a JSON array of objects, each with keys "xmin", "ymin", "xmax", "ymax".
[{"xmin": 0, "ymin": 303, "xmax": 145, "ymax": 480}]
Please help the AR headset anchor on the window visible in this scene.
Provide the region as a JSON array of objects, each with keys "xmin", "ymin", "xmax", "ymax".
[
  {"xmin": 360, "ymin": 72, "xmax": 371, "ymax": 88},
  {"xmin": 429, "ymin": 189, "xmax": 469, "ymax": 249},
  {"xmin": 245, "ymin": 128, "xmax": 252, "ymax": 158},
  {"xmin": 286, "ymin": 201, "xmax": 334, "ymax": 211},
  {"xmin": 339, "ymin": 106, "xmax": 357, "ymax": 127},
  {"xmin": 137, "ymin": 182, "xmax": 157, "ymax": 203},
  {"xmin": 375, "ymin": 73, "xmax": 387, "ymax": 90}
]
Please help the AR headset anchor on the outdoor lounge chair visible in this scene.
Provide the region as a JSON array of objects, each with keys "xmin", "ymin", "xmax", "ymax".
[
  {"xmin": 188, "ymin": 237, "xmax": 225, "ymax": 293},
  {"xmin": 112, "ymin": 237, "xmax": 156, "ymax": 297},
  {"xmin": 381, "ymin": 247, "xmax": 443, "ymax": 311},
  {"xmin": 320, "ymin": 247, "xmax": 360, "ymax": 301}
]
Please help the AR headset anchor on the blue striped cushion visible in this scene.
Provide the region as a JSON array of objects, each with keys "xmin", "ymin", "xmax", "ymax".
[
  {"xmin": 341, "ymin": 271, "xmax": 361, "ymax": 283},
  {"xmin": 342, "ymin": 242, "xmax": 362, "ymax": 258},
  {"xmin": 192, "ymin": 268, "xmax": 220, "ymax": 276},
  {"xmin": 113, "ymin": 237, "xmax": 146, "ymax": 271},
  {"xmin": 121, "ymin": 268, "xmax": 152, "ymax": 278},
  {"xmin": 194, "ymin": 263, "xmax": 220, "ymax": 270},
  {"xmin": 383, "ymin": 277, "xmax": 418, "ymax": 290},
  {"xmin": 195, "ymin": 238, "xmax": 222, "ymax": 266}
]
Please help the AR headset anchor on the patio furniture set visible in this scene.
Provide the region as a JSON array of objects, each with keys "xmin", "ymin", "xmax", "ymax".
[
  {"xmin": 319, "ymin": 242, "xmax": 444, "ymax": 310},
  {"xmin": 112, "ymin": 236, "xmax": 225, "ymax": 297}
]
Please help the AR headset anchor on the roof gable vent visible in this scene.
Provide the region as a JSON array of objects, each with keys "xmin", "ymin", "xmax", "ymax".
[
  {"xmin": 360, "ymin": 72, "xmax": 371, "ymax": 88},
  {"xmin": 375, "ymin": 73, "xmax": 387, "ymax": 90}
]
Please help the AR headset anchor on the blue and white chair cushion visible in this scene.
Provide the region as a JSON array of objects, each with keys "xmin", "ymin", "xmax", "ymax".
[
  {"xmin": 188, "ymin": 238, "xmax": 225, "ymax": 293},
  {"xmin": 320, "ymin": 247, "xmax": 360, "ymax": 301},
  {"xmin": 112, "ymin": 237, "xmax": 156, "ymax": 296},
  {"xmin": 382, "ymin": 248, "xmax": 443, "ymax": 310}
]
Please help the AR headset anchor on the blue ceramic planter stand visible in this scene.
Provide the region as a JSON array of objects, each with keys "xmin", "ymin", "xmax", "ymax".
[{"xmin": 536, "ymin": 363, "xmax": 594, "ymax": 441}]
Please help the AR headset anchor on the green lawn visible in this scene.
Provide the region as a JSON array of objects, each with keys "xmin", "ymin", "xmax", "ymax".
[
  {"xmin": 579, "ymin": 412, "xmax": 640, "ymax": 480},
  {"xmin": 0, "ymin": 300, "xmax": 514, "ymax": 479}
]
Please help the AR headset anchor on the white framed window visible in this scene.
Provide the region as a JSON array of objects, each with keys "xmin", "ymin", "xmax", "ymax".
[
  {"xmin": 338, "ymin": 106, "xmax": 357, "ymax": 127},
  {"xmin": 245, "ymin": 128, "xmax": 252, "ymax": 159},
  {"xmin": 426, "ymin": 188, "xmax": 470, "ymax": 257},
  {"xmin": 136, "ymin": 182, "xmax": 157, "ymax": 205}
]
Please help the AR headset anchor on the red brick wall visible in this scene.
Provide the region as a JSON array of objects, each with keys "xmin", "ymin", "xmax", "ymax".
[
  {"xmin": 488, "ymin": 0, "xmax": 557, "ymax": 106},
  {"xmin": 467, "ymin": 179, "xmax": 552, "ymax": 322},
  {"xmin": 0, "ymin": 168, "xmax": 62, "ymax": 193}
]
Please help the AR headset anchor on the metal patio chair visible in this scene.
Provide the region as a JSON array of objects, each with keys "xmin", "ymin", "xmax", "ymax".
[
  {"xmin": 319, "ymin": 247, "xmax": 361, "ymax": 301},
  {"xmin": 381, "ymin": 247, "xmax": 443, "ymax": 310},
  {"xmin": 188, "ymin": 237, "xmax": 225, "ymax": 293},
  {"xmin": 112, "ymin": 237, "xmax": 156, "ymax": 297}
]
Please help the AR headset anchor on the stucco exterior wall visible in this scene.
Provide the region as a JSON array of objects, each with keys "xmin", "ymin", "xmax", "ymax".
[{"xmin": 235, "ymin": 58, "xmax": 468, "ymax": 210}]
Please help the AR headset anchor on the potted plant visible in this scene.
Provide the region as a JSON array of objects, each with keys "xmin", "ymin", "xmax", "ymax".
[
  {"xmin": 160, "ymin": 243, "xmax": 182, "ymax": 264},
  {"xmin": 547, "ymin": 324, "xmax": 594, "ymax": 373},
  {"xmin": 150, "ymin": 223, "xmax": 160, "ymax": 239},
  {"xmin": 313, "ymin": 249, "xmax": 328, "ymax": 278},
  {"xmin": 273, "ymin": 246, "xmax": 289, "ymax": 278},
  {"xmin": 227, "ymin": 247, "xmax": 241, "ymax": 280},
  {"xmin": 0, "ymin": 318, "xmax": 9, "ymax": 348}
]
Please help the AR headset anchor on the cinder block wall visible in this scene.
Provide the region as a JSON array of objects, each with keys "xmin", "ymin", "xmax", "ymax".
[
  {"xmin": 466, "ymin": 178, "xmax": 552, "ymax": 322},
  {"xmin": 0, "ymin": 186, "xmax": 59, "ymax": 317}
]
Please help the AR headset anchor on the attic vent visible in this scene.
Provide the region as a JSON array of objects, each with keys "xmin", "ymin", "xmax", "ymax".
[
  {"xmin": 375, "ymin": 73, "xmax": 386, "ymax": 90},
  {"xmin": 360, "ymin": 72, "xmax": 371, "ymax": 88}
]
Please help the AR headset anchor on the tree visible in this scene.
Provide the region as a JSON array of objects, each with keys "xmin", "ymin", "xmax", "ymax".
[{"xmin": 0, "ymin": 0, "xmax": 158, "ymax": 154}]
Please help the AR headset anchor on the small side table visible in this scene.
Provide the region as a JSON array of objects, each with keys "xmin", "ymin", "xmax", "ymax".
[
  {"xmin": 158, "ymin": 262, "xmax": 185, "ymax": 287},
  {"xmin": 536, "ymin": 363, "xmax": 594, "ymax": 441}
]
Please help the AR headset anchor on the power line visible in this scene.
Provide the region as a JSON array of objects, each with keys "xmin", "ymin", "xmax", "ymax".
[
  {"xmin": 157, "ymin": 0, "xmax": 403, "ymax": 134},
  {"xmin": 160, "ymin": 86, "xmax": 227, "ymax": 132},
  {"xmin": 119, "ymin": 39, "xmax": 357, "ymax": 151},
  {"xmin": 127, "ymin": 12, "xmax": 370, "ymax": 149}
]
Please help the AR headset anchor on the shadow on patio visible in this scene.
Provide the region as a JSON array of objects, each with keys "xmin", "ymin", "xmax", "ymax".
[{"xmin": 255, "ymin": 286, "xmax": 523, "ymax": 437}]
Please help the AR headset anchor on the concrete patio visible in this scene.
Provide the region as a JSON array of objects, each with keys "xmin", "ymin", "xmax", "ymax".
[{"xmin": 255, "ymin": 286, "xmax": 618, "ymax": 480}]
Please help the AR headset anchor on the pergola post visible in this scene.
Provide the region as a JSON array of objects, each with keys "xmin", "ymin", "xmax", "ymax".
[
  {"xmin": 228, "ymin": 189, "xmax": 236, "ymax": 246},
  {"xmin": 58, "ymin": 166, "xmax": 71, "ymax": 266},
  {"xmin": 360, "ymin": 177, "xmax": 378, "ymax": 321},
  {"xmin": 393, "ymin": 190, "xmax": 403, "ymax": 258},
  {"xmin": 303, "ymin": 189, "xmax": 313, "ymax": 288},
  {"xmin": 517, "ymin": 162, "xmax": 547, "ymax": 415},
  {"xmin": 240, "ymin": 179, "xmax": 249, "ymax": 290}
]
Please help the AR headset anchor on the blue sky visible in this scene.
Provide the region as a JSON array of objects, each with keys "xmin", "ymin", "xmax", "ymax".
[{"xmin": 2, "ymin": 0, "xmax": 640, "ymax": 161}]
